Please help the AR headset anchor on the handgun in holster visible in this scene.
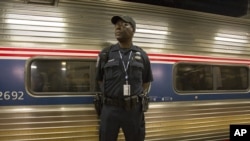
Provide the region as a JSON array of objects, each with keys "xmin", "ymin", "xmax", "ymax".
[
  {"xmin": 93, "ymin": 93, "xmax": 103, "ymax": 117},
  {"xmin": 141, "ymin": 94, "xmax": 150, "ymax": 112}
]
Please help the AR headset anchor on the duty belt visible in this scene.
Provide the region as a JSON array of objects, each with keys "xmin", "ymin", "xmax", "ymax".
[{"xmin": 104, "ymin": 95, "xmax": 140, "ymax": 111}]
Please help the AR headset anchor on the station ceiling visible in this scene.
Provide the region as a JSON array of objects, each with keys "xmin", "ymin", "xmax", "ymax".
[{"xmin": 123, "ymin": 0, "xmax": 250, "ymax": 18}]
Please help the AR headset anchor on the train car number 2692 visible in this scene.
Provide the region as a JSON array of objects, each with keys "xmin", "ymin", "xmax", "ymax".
[{"xmin": 0, "ymin": 91, "xmax": 24, "ymax": 101}]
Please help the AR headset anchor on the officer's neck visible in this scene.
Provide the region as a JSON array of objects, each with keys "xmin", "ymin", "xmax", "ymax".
[{"xmin": 118, "ymin": 41, "xmax": 132, "ymax": 49}]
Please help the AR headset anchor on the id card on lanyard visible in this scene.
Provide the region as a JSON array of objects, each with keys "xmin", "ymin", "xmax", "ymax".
[
  {"xmin": 123, "ymin": 81, "xmax": 130, "ymax": 96},
  {"xmin": 119, "ymin": 50, "xmax": 132, "ymax": 96}
]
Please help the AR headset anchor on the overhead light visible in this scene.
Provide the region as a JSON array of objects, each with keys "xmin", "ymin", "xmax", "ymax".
[
  {"xmin": 136, "ymin": 29, "xmax": 168, "ymax": 35},
  {"xmin": 214, "ymin": 33, "xmax": 248, "ymax": 43},
  {"xmin": 214, "ymin": 37, "xmax": 248, "ymax": 43},
  {"xmin": 31, "ymin": 65, "xmax": 37, "ymax": 69}
]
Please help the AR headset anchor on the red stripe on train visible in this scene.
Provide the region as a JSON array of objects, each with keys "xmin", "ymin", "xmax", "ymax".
[
  {"xmin": 0, "ymin": 47, "xmax": 250, "ymax": 64},
  {"xmin": 0, "ymin": 47, "xmax": 99, "ymax": 54}
]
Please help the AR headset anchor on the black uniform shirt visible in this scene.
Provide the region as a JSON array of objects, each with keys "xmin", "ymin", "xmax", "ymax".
[{"xmin": 96, "ymin": 43, "xmax": 153, "ymax": 99}]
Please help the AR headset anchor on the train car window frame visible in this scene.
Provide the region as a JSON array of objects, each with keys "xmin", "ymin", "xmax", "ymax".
[
  {"xmin": 25, "ymin": 56, "xmax": 99, "ymax": 97},
  {"xmin": 173, "ymin": 62, "xmax": 249, "ymax": 94}
]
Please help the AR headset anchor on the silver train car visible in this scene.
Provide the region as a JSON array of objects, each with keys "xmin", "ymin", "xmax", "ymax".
[{"xmin": 1, "ymin": 0, "xmax": 250, "ymax": 141}]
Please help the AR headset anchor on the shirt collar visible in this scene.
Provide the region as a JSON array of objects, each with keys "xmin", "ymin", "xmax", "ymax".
[{"xmin": 111, "ymin": 43, "xmax": 139, "ymax": 52}]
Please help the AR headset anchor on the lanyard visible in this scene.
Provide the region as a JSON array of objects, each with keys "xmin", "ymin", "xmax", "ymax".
[{"xmin": 118, "ymin": 50, "xmax": 132, "ymax": 81}]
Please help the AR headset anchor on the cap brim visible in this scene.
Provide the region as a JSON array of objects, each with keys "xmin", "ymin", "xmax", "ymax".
[
  {"xmin": 111, "ymin": 16, "xmax": 123, "ymax": 24},
  {"xmin": 111, "ymin": 15, "xmax": 136, "ymax": 32}
]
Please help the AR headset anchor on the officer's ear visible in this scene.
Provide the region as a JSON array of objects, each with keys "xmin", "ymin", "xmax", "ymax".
[
  {"xmin": 131, "ymin": 26, "xmax": 135, "ymax": 33},
  {"xmin": 125, "ymin": 23, "xmax": 135, "ymax": 33},
  {"xmin": 128, "ymin": 25, "xmax": 135, "ymax": 36},
  {"xmin": 130, "ymin": 24, "xmax": 136, "ymax": 32}
]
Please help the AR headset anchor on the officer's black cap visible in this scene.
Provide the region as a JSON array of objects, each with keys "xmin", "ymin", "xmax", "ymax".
[{"xmin": 111, "ymin": 15, "xmax": 136, "ymax": 32}]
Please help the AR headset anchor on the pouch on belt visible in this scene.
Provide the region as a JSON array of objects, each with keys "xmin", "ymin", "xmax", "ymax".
[{"xmin": 124, "ymin": 95, "xmax": 138, "ymax": 111}]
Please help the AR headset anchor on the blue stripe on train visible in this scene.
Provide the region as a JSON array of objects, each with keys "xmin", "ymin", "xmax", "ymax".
[{"xmin": 0, "ymin": 59, "xmax": 249, "ymax": 106}]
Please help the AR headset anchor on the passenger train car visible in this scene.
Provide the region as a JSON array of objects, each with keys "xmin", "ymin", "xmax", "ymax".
[{"xmin": 0, "ymin": 0, "xmax": 250, "ymax": 141}]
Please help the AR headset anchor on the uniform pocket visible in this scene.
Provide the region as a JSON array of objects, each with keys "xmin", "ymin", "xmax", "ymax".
[
  {"xmin": 130, "ymin": 61, "xmax": 144, "ymax": 81},
  {"xmin": 104, "ymin": 60, "xmax": 120, "ymax": 80}
]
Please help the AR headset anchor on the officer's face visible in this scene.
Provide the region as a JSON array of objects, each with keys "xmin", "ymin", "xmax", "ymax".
[{"xmin": 114, "ymin": 19, "xmax": 134, "ymax": 42}]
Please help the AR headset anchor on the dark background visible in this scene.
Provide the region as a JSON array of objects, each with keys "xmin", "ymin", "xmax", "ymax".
[{"xmin": 123, "ymin": 0, "xmax": 250, "ymax": 18}]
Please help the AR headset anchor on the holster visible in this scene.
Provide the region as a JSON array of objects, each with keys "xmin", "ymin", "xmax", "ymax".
[
  {"xmin": 93, "ymin": 93, "xmax": 103, "ymax": 117},
  {"xmin": 140, "ymin": 94, "xmax": 150, "ymax": 112}
]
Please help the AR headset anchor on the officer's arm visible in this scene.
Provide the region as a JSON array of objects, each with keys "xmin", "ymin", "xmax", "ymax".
[
  {"xmin": 96, "ymin": 51, "xmax": 105, "ymax": 92},
  {"xmin": 142, "ymin": 82, "xmax": 151, "ymax": 94},
  {"xmin": 98, "ymin": 81, "xmax": 103, "ymax": 93}
]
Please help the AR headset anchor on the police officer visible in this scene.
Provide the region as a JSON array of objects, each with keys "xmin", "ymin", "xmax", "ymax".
[{"xmin": 96, "ymin": 15, "xmax": 153, "ymax": 141}]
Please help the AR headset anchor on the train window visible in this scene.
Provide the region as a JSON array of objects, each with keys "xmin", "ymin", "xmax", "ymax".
[
  {"xmin": 27, "ymin": 58, "xmax": 98, "ymax": 95},
  {"xmin": 174, "ymin": 63, "xmax": 249, "ymax": 93},
  {"xmin": 218, "ymin": 66, "xmax": 248, "ymax": 90}
]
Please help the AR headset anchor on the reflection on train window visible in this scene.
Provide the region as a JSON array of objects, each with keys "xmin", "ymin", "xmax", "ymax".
[
  {"xmin": 29, "ymin": 59, "xmax": 97, "ymax": 94},
  {"xmin": 175, "ymin": 63, "xmax": 249, "ymax": 92}
]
